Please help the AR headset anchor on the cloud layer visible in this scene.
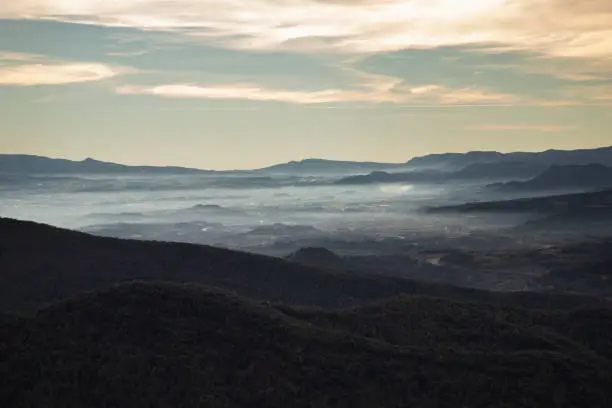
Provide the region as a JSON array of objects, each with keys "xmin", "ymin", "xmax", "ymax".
[{"xmin": 2, "ymin": 0, "xmax": 612, "ymax": 60}]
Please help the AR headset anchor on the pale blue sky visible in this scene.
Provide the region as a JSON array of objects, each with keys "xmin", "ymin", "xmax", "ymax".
[{"xmin": 1, "ymin": 1, "xmax": 611, "ymax": 169}]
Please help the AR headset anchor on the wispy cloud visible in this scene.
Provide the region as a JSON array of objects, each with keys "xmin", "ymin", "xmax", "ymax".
[
  {"xmin": 0, "ymin": 63, "xmax": 129, "ymax": 86},
  {"xmin": 106, "ymin": 50, "xmax": 150, "ymax": 57},
  {"xmin": 0, "ymin": 52, "xmax": 135, "ymax": 86},
  {"xmin": 117, "ymin": 83, "xmax": 398, "ymax": 104},
  {"xmin": 3, "ymin": 0, "xmax": 612, "ymax": 61},
  {"xmin": 117, "ymin": 79, "xmax": 517, "ymax": 106},
  {"xmin": 470, "ymin": 61, "xmax": 612, "ymax": 82},
  {"xmin": 466, "ymin": 124, "xmax": 574, "ymax": 132}
]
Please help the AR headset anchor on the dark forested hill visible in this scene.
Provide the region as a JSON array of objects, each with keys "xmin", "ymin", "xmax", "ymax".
[{"xmin": 1, "ymin": 282, "xmax": 611, "ymax": 408}]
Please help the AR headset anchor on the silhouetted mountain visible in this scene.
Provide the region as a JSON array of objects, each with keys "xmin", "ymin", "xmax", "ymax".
[
  {"xmin": 0, "ymin": 218, "xmax": 605, "ymax": 314},
  {"xmin": 2, "ymin": 282, "xmax": 612, "ymax": 407},
  {"xmin": 6, "ymin": 147, "xmax": 612, "ymax": 176},
  {"xmin": 407, "ymin": 146, "xmax": 612, "ymax": 169},
  {"xmin": 491, "ymin": 164, "xmax": 612, "ymax": 191},
  {"xmin": 0, "ymin": 154, "xmax": 217, "ymax": 175},
  {"xmin": 336, "ymin": 162, "xmax": 544, "ymax": 185},
  {"xmin": 428, "ymin": 188, "xmax": 612, "ymax": 237},
  {"xmin": 449, "ymin": 161, "xmax": 546, "ymax": 180},
  {"xmin": 428, "ymin": 188, "xmax": 612, "ymax": 214},
  {"xmin": 407, "ymin": 151, "xmax": 506, "ymax": 168},
  {"xmin": 336, "ymin": 170, "xmax": 444, "ymax": 185},
  {"xmin": 258, "ymin": 158, "xmax": 404, "ymax": 174}
]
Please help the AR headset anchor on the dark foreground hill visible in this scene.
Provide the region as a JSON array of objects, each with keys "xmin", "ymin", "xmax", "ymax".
[
  {"xmin": 2, "ymin": 282, "xmax": 612, "ymax": 408},
  {"xmin": 0, "ymin": 218, "xmax": 607, "ymax": 314}
]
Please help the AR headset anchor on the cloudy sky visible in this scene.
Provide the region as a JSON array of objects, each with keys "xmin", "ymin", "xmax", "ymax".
[{"xmin": 1, "ymin": 0, "xmax": 611, "ymax": 169}]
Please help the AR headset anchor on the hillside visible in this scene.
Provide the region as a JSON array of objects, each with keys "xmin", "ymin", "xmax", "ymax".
[
  {"xmin": 427, "ymin": 189, "xmax": 612, "ymax": 214},
  {"xmin": 0, "ymin": 217, "xmax": 606, "ymax": 314},
  {"xmin": 280, "ymin": 295, "xmax": 612, "ymax": 359},
  {"xmin": 491, "ymin": 164, "xmax": 612, "ymax": 191},
  {"xmin": 1, "ymin": 282, "xmax": 612, "ymax": 407},
  {"xmin": 427, "ymin": 189, "xmax": 612, "ymax": 240}
]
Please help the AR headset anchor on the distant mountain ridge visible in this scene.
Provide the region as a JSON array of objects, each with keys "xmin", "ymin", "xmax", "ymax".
[
  {"xmin": 336, "ymin": 170, "xmax": 444, "ymax": 185},
  {"xmin": 0, "ymin": 155, "xmax": 405, "ymax": 175},
  {"xmin": 0, "ymin": 155, "xmax": 217, "ymax": 175},
  {"xmin": 336, "ymin": 161, "xmax": 547, "ymax": 185},
  {"xmin": 3, "ymin": 146, "xmax": 612, "ymax": 175},
  {"xmin": 407, "ymin": 146, "xmax": 612, "ymax": 169},
  {"xmin": 257, "ymin": 158, "xmax": 405, "ymax": 174}
]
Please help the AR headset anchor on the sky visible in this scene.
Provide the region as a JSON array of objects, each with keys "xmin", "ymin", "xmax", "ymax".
[{"xmin": 0, "ymin": 0, "xmax": 611, "ymax": 170}]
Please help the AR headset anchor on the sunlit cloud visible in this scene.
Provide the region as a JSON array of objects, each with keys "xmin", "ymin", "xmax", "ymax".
[
  {"xmin": 466, "ymin": 124, "xmax": 575, "ymax": 132},
  {"xmin": 2, "ymin": 1, "xmax": 612, "ymax": 61},
  {"xmin": 117, "ymin": 83, "xmax": 403, "ymax": 104},
  {"xmin": 0, "ymin": 51, "xmax": 134, "ymax": 86}
]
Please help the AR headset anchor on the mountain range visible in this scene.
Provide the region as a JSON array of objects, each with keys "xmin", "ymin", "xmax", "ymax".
[
  {"xmin": 406, "ymin": 146, "xmax": 612, "ymax": 169},
  {"xmin": 3, "ymin": 145, "xmax": 612, "ymax": 175},
  {"xmin": 336, "ymin": 161, "xmax": 547, "ymax": 185},
  {"xmin": 0, "ymin": 155, "xmax": 216, "ymax": 175}
]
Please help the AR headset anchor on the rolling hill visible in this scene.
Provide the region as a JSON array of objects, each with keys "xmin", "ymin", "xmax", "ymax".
[{"xmin": 0, "ymin": 217, "xmax": 606, "ymax": 314}]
